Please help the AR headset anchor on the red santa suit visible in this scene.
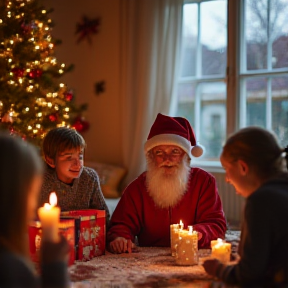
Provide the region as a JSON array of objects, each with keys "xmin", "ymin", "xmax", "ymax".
[{"xmin": 107, "ymin": 167, "xmax": 226, "ymax": 249}]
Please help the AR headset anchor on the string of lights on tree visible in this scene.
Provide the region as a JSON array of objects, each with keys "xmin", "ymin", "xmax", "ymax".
[{"xmin": 0, "ymin": 0, "xmax": 88, "ymax": 146}]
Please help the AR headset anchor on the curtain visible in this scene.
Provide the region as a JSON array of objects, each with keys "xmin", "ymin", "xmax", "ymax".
[{"xmin": 120, "ymin": 0, "xmax": 184, "ymax": 186}]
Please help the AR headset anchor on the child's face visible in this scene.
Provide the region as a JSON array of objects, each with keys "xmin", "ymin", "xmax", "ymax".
[
  {"xmin": 54, "ymin": 148, "xmax": 84, "ymax": 184},
  {"xmin": 220, "ymin": 154, "xmax": 250, "ymax": 198}
]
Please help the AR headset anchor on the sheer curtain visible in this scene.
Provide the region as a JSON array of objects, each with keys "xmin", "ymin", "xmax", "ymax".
[{"xmin": 120, "ymin": 0, "xmax": 183, "ymax": 186}]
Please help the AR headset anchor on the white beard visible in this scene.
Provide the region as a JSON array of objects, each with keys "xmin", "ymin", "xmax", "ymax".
[{"xmin": 146, "ymin": 155, "xmax": 191, "ymax": 208}]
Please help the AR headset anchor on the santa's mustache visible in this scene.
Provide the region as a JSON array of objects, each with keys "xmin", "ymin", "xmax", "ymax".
[{"xmin": 159, "ymin": 162, "xmax": 179, "ymax": 168}]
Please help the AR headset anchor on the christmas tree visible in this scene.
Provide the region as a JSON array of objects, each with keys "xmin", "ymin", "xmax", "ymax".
[{"xmin": 0, "ymin": 0, "xmax": 87, "ymax": 146}]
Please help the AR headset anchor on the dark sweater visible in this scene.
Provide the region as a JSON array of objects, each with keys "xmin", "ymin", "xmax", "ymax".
[{"xmin": 215, "ymin": 176, "xmax": 288, "ymax": 287}]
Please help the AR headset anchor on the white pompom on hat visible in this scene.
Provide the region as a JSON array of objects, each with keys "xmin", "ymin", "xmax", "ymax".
[{"xmin": 144, "ymin": 113, "xmax": 204, "ymax": 158}]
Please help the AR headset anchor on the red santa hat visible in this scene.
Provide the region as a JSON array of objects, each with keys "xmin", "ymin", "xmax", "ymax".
[{"xmin": 144, "ymin": 113, "xmax": 204, "ymax": 158}]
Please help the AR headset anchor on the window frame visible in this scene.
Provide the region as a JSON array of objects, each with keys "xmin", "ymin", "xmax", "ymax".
[{"xmin": 181, "ymin": 0, "xmax": 288, "ymax": 171}]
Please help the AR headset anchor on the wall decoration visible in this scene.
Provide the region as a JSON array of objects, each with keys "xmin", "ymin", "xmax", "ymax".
[
  {"xmin": 75, "ymin": 15, "xmax": 100, "ymax": 44},
  {"xmin": 94, "ymin": 81, "xmax": 105, "ymax": 95}
]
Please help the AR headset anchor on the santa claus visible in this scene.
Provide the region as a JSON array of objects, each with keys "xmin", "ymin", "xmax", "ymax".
[{"xmin": 107, "ymin": 113, "xmax": 226, "ymax": 253}]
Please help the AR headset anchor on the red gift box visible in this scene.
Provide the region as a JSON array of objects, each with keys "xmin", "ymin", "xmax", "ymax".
[
  {"xmin": 60, "ymin": 209, "xmax": 106, "ymax": 261},
  {"xmin": 29, "ymin": 219, "xmax": 75, "ymax": 268}
]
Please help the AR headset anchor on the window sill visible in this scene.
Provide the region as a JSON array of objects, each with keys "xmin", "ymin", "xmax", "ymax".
[{"xmin": 192, "ymin": 160, "xmax": 224, "ymax": 173}]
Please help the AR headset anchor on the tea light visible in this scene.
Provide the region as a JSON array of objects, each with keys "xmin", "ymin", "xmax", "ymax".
[
  {"xmin": 38, "ymin": 192, "xmax": 60, "ymax": 242},
  {"xmin": 175, "ymin": 226, "xmax": 198, "ymax": 266},
  {"xmin": 211, "ymin": 238, "xmax": 231, "ymax": 263},
  {"xmin": 170, "ymin": 220, "xmax": 183, "ymax": 256}
]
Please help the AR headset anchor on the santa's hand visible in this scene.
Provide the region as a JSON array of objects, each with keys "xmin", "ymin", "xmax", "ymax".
[
  {"xmin": 109, "ymin": 237, "xmax": 135, "ymax": 254},
  {"xmin": 203, "ymin": 258, "xmax": 221, "ymax": 276}
]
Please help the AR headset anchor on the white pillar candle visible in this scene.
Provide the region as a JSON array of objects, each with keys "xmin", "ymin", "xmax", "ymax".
[
  {"xmin": 170, "ymin": 220, "xmax": 184, "ymax": 256},
  {"xmin": 211, "ymin": 238, "xmax": 231, "ymax": 263},
  {"xmin": 175, "ymin": 226, "xmax": 198, "ymax": 266},
  {"xmin": 38, "ymin": 192, "xmax": 60, "ymax": 242},
  {"xmin": 170, "ymin": 224, "xmax": 180, "ymax": 256}
]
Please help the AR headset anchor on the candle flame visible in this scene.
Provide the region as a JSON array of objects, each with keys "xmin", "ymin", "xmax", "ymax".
[
  {"xmin": 44, "ymin": 203, "xmax": 51, "ymax": 210},
  {"xmin": 49, "ymin": 192, "xmax": 57, "ymax": 206},
  {"xmin": 215, "ymin": 238, "xmax": 224, "ymax": 248},
  {"xmin": 179, "ymin": 220, "xmax": 184, "ymax": 230}
]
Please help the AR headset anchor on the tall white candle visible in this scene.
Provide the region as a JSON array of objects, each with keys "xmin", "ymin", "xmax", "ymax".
[
  {"xmin": 170, "ymin": 220, "xmax": 184, "ymax": 256},
  {"xmin": 38, "ymin": 192, "xmax": 60, "ymax": 242}
]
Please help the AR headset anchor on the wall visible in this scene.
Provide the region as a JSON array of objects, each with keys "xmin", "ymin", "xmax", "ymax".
[
  {"xmin": 42, "ymin": 0, "xmax": 123, "ymax": 165},
  {"xmin": 211, "ymin": 171, "xmax": 245, "ymax": 229}
]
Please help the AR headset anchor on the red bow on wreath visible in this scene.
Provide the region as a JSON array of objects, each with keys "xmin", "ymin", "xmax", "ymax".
[{"xmin": 75, "ymin": 16, "xmax": 100, "ymax": 44}]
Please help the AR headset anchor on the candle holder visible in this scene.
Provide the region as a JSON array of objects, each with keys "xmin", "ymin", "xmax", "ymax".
[{"xmin": 175, "ymin": 226, "xmax": 198, "ymax": 266}]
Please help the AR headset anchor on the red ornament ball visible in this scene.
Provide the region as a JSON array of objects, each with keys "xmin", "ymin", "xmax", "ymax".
[
  {"xmin": 12, "ymin": 67, "xmax": 24, "ymax": 78},
  {"xmin": 28, "ymin": 69, "xmax": 42, "ymax": 78},
  {"xmin": 48, "ymin": 113, "xmax": 58, "ymax": 122},
  {"xmin": 21, "ymin": 22, "xmax": 32, "ymax": 35},
  {"xmin": 64, "ymin": 92, "xmax": 73, "ymax": 101}
]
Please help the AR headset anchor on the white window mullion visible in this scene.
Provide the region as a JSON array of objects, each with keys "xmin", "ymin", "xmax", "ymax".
[
  {"xmin": 196, "ymin": 3, "xmax": 202, "ymax": 78},
  {"xmin": 238, "ymin": 0, "xmax": 246, "ymax": 129},
  {"xmin": 266, "ymin": 77, "xmax": 272, "ymax": 129},
  {"xmin": 267, "ymin": 0, "xmax": 272, "ymax": 71},
  {"xmin": 239, "ymin": 77, "xmax": 246, "ymax": 128},
  {"xmin": 240, "ymin": 0, "xmax": 246, "ymax": 74},
  {"xmin": 195, "ymin": 2, "xmax": 201, "ymax": 141},
  {"xmin": 194, "ymin": 82, "xmax": 201, "ymax": 142}
]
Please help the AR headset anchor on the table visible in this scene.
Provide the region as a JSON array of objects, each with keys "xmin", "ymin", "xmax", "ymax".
[
  {"xmin": 69, "ymin": 230, "xmax": 240, "ymax": 287},
  {"xmin": 69, "ymin": 247, "xmax": 239, "ymax": 288}
]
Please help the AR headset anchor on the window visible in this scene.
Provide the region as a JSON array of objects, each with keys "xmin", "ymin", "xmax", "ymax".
[{"xmin": 176, "ymin": 0, "xmax": 288, "ymax": 165}]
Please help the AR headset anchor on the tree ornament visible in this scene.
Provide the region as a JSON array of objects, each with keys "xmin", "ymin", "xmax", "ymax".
[
  {"xmin": 72, "ymin": 116, "xmax": 90, "ymax": 133},
  {"xmin": 21, "ymin": 22, "xmax": 32, "ymax": 35},
  {"xmin": 12, "ymin": 67, "xmax": 25, "ymax": 78},
  {"xmin": 28, "ymin": 69, "xmax": 42, "ymax": 78},
  {"xmin": 48, "ymin": 113, "xmax": 58, "ymax": 122},
  {"xmin": 64, "ymin": 91, "xmax": 73, "ymax": 101}
]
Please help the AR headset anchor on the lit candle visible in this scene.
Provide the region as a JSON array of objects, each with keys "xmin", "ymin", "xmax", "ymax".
[
  {"xmin": 211, "ymin": 238, "xmax": 223, "ymax": 249},
  {"xmin": 179, "ymin": 219, "xmax": 184, "ymax": 230},
  {"xmin": 38, "ymin": 192, "xmax": 60, "ymax": 242},
  {"xmin": 170, "ymin": 220, "xmax": 184, "ymax": 256},
  {"xmin": 175, "ymin": 226, "xmax": 198, "ymax": 266},
  {"xmin": 211, "ymin": 238, "xmax": 231, "ymax": 263}
]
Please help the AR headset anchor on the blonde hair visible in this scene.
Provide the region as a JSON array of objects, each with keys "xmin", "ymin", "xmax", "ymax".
[{"xmin": 0, "ymin": 133, "xmax": 43, "ymax": 256}]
